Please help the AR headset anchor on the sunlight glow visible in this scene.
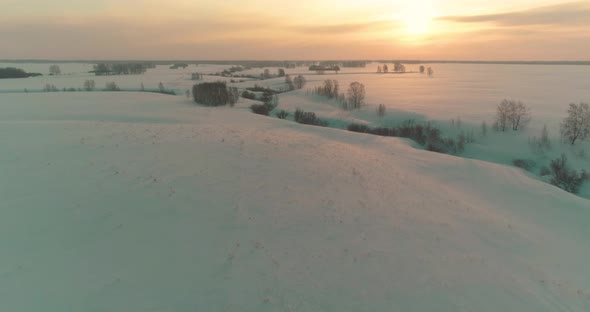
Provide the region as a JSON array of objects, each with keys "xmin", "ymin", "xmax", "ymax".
[{"xmin": 398, "ymin": 1, "xmax": 436, "ymax": 39}]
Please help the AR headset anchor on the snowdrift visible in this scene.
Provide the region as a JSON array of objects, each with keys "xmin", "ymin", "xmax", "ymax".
[{"xmin": 0, "ymin": 92, "xmax": 588, "ymax": 311}]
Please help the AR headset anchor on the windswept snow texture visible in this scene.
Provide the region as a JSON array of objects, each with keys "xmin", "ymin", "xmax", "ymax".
[{"xmin": 0, "ymin": 92, "xmax": 589, "ymax": 311}]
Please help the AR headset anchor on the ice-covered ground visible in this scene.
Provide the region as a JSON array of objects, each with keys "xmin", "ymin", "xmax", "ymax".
[{"xmin": 0, "ymin": 91, "xmax": 589, "ymax": 311}]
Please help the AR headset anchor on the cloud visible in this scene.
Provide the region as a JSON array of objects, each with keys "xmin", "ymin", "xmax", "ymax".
[
  {"xmin": 288, "ymin": 20, "xmax": 398, "ymax": 35},
  {"xmin": 439, "ymin": 1, "xmax": 590, "ymax": 26}
]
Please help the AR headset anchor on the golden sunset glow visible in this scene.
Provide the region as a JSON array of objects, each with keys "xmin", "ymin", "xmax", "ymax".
[
  {"xmin": 399, "ymin": 2, "xmax": 435, "ymax": 36},
  {"xmin": 0, "ymin": 0, "xmax": 589, "ymax": 60}
]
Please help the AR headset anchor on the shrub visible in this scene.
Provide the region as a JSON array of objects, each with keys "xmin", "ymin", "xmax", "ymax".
[
  {"xmin": 548, "ymin": 154, "xmax": 588, "ymax": 193},
  {"xmin": 104, "ymin": 81, "xmax": 120, "ymax": 91},
  {"xmin": 512, "ymin": 159, "xmax": 536, "ymax": 171},
  {"xmin": 275, "ymin": 110, "xmax": 289, "ymax": 119},
  {"xmin": 246, "ymin": 84, "xmax": 277, "ymax": 94},
  {"xmin": 347, "ymin": 120, "xmax": 462, "ymax": 154},
  {"xmin": 347, "ymin": 123, "xmax": 371, "ymax": 133},
  {"xmin": 539, "ymin": 166, "xmax": 551, "ymax": 176},
  {"xmin": 241, "ymin": 90, "xmax": 257, "ymax": 100},
  {"xmin": 294, "ymin": 109, "xmax": 328, "ymax": 126},
  {"xmin": 228, "ymin": 87, "xmax": 239, "ymax": 106},
  {"xmin": 250, "ymin": 103, "xmax": 273, "ymax": 116}
]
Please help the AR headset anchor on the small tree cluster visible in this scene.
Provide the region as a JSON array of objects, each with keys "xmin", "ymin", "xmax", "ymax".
[
  {"xmin": 191, "ymin": 73, "xmax": 203, "ymax": 80},
  {"xmin": 294, "ymin": 109, "xmax": 328, "ymax": 126},
  {"xmin": 347, "ymin": 120, "xmax": 462, "ymax": 154},
  {"xmin": 153, "ymin": 82, "xmax": 175, "ymax": 95},
  {"xmin": 170, "ymin": 63, "xmax": 188, "ymax": 69},
  {"xmin": 275, "ymin": 110, "xmax": 289, "ymax": 119},
  {"xmin": 308, "ymin": 65, "xmax": 340, "ymax": 74},
  {"xmin": 43, "ymin": 84, "xmax": 59, "ymax": 92},
  {"xmin": 341, "ymin": 61, "xmax": 367, "ymax": 68},
  {"xmin": 104, "ymin": 82, "xmax": 120, "ymax": 91},
  {"xmin": 83, "ymin": 80, "xmax": 96, "ymax": 91},
  {"xmin": 548, "ymin": 154, "xmax": 588, "ymax": 193},
  {"xmin": 312, "ymin": 79, "xmax": 340, "ymax": 99},
  {"xmin": 427, "ymin": 67, "xmax": 434, "ymax": 77},
  {"xmin": 494, "ymin": 99, "xmax": 531, "ymax": 131},
  {"xmin": 0, "ymin": 67, "xmax": 42, "ymax": 78},
  {"xmin": 293, "ymin": 75, "xmax": 306, "ymax": 89},
  {"xmin": 93, "ymin": 63, "xmax": 149, "ymax": 75},
  {"xmin": 560, "ymin": 102, "xmax": 590, "ymax": 145},
  {"xmin": 278, "ymin": 68, "xmax": 286, "ymax": 77},
  {"xmin": 245, "ymin": 85, "xmax": 277, "ymax": 93},
  {"xmin": 419, "ymin": 66, "xmax": 425, "ymax": 74},
  {"xmin": 192, "ymin": 81, "xmax": 236, "ymax": 106},
  {"xmin": 49, "ymin": 64, "xmax": 61, "ymax": 76},
  {"xmin": 393, "ymin": 62, "xmax": 406, "ymax": 73}
]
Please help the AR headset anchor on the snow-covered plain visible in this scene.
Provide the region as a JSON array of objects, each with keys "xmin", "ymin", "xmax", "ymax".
[{"xmin": 1, "ymin": 63, "xmax": 589, "ymax": 311}]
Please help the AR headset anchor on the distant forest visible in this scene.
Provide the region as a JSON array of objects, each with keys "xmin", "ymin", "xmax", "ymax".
[
  {"xmin": 0, "ymin": 67, "xmax": 42, "ymax": 79},
  {"xmin": 1, "ymin": 60, "xmax": 590, "ymax": 68}
]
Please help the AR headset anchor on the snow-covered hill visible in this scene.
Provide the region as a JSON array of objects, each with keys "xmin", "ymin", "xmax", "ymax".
[{"xmin": 1, "ymin": 92, "xmax": 589, "ymax": 311}]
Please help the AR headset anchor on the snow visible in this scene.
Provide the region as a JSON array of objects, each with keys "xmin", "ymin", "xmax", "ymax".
[{"xmin": 1, "ymin": 90, "xmax": 589, "ymax": 311}]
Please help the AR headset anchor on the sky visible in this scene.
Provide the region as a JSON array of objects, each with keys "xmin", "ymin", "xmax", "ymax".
[{"xmin": 1, "ymin": 0, "xmax": 589, "ymax": 60}]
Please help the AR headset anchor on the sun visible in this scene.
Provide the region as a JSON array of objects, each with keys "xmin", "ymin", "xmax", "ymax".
[
  {"xmin": 403, "ymin": 14, "xmax": 431, "ymax": 35},
  {"xmin": 398, "ymin": 1, "xmax": 435, "ymax": 37}
]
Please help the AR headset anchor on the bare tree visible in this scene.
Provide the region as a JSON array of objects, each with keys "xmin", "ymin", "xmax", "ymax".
[
  {"xmin": 510, "ymin": 100, "xmax": 531, "ymax": 130},
  {"xmin": 263, "ymin": 69, "xmax": 271, "ymax": 79},
  {"xmin": 419, "ymin": 65, "xmax": 425, "ymax": 74},
  {"xmin": 83, "ymin": 79, "xmax": 95, "ymax": 91},
  {"xmin": 346, "ymin": 82, "xmax": 365, "ymax": 110},
  {"xmin": 383, "ymin": 64, "xmax": 389, "ymax": 73},
  {"xmin": 140, "ymin": 82, "xmax": 145, "ymax": 91},
  {"xmin": 377, "ymin": 65, "xmax": 382, "ymax": 73},
  {"xmin": 561, "ymin": 102, "xmax": 590, "ymax": 145},
  {"xmin": 427, "ymin": 67, "xmax": 433, "ymax": 77},
  {"xmin": 496, "ymin": 100, "xmax": 511, "ymax": 131},
  {"xmin": 495, "ymin": 99, "xmax": 531, "ymax": 131},
  {"xmin": 285, "ymin": 74, "xmax": 294, "ymax": 90},
  {"xmin": 49, "ymin": 64, "xmax": 61, "ymax": 76},
  {"xmin": 481, "ymin": 121, "xmax": 487, "ymax": 137},
  {"xmin": 293, "ymin": 75, "xmax": 306, "ymax": 89},
  {"xmin": 377, "ymin": 104, "xmax": 386, "ymax": 117}
]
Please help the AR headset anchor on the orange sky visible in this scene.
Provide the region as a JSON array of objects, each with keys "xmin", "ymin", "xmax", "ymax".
[{"xmin": 1, "ymin": 0, "xmax": 589, "ymax": 60}]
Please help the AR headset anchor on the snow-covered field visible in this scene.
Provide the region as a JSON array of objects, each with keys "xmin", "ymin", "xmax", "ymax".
[
  {"xmin": 8, "ymin": 60, "xmax": 584, "ymax": 195},
  {"xmin": 1, "ymin": 63, "xmax": 589, "ymax": 310}
]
